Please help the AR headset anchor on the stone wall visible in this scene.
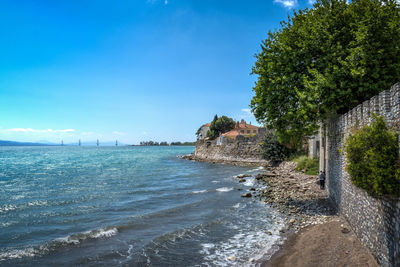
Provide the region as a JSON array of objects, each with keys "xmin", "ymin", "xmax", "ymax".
[
  {"xmin": 324, "ymin": 83, "xmax": 400, "ymax": 267},
  {"xmin": 194, "ymin": 133, "xmax": 266, "ymax": 163}
]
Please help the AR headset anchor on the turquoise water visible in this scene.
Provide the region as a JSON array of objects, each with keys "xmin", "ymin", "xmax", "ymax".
[{"xmin": 0, "ymin": 146, "xmax": 283, "ymax": 266}]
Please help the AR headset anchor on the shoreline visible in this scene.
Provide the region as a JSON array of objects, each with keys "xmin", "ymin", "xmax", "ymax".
[
  {"xmin": 181, "ymin": 153, "xmax": 271, "ymax": 167},
  {"xmin": 182, "ymin": 154, "xmax": 378, "ymax": 266}
]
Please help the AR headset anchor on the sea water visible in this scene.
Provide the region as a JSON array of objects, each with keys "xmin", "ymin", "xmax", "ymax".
[{"xmin": 0, "ymin": 146, "xmax": 284, "ymax": 266}]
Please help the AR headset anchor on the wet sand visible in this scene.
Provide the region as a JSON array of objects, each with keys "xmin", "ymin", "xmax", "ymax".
[{"xmin": 264, "ymin": 218, "xmax": 378, "ymax": 267}]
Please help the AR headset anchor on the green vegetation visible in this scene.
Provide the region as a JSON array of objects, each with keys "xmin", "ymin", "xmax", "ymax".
[
  {"xmin": 206, "ymin": 115, "xmax": 236, "ymax": 139},
  {"xmin": 261, "ymin": 132, "xmax": 289, "ymax": 162},
  {"xmin": 293, "ymin": 155, "xmax": 319, "ymax": 175},
  {"xmin": 251, "ymin": 0, "xmax": 400, "ymax": 147},
  {"xmin": 344, "ymin": 116, "xmax": 400, "ymax": 197}
]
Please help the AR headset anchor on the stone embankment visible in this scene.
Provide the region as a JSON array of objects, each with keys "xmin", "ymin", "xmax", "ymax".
[
  {"xmin": 194, "ymin": 134, "xmax": 266, "ymax": 164},
  {"xmin": 181, "ymin": 153, "xmax": 269, "ymax": 166}
]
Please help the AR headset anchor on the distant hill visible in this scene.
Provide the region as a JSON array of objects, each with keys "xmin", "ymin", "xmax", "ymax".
[{"xmin": 0, "ymin": 140, "xmax": 52, "ymax": 146}]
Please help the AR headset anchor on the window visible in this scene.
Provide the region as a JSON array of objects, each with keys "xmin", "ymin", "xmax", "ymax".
[
  {"xmin": 247, "ymin": 130, "xmax": 250, "ymax": 133},
  {"xmin": 240, "ymin": 130, "xmax": 244, "ymax": 134}
]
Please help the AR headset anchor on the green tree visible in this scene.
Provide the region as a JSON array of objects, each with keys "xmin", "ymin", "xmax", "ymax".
[
  {"xmin": 261, "ymin": 132, "xmax": 289, "ymax": 162},
  {"xmin": 207, "ymin": 115, "xmax": 236, "ymax": 139},
  {"xmin": 251, "ymin": 0, "xmax": 400, "ymax": 146}
]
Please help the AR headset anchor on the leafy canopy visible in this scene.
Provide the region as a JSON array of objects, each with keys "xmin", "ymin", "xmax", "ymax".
[
  {"xmin": 251, "ymin": 0, "xmax": 400, "ymax": 145},
  {"xmin": 261, "ymin": 132, "xmax": 289, "ymax": 162},
  {"xmin": 206, "ymin": 115, "xmax": 236, "ymax": 139},
  {"xmin": 344, "ymin": 116, "xmax": 400, "ymax": 198}
]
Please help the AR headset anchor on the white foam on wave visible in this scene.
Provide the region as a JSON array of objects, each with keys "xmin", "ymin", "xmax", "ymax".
[
  {"xmin": 247, "ymin": 166, "xmax": 265, "ymax": 173},
  {"xmin": 200, "ymin": 229, "xmax": 283, "ymax": 266},
  {"xmin": 0, "ymin": 204, "xmax": 17, "ymax": 213},
  {"xmin": 0, "ymin": 247, "xmax": 37, "ymax": 261},
  {"xmin": 211, "ymin": 180, "xmax": 219, "ymax": 183},
  {"xmin": 200, "ymin": 243, "xmax": 215, "ymax": 255},
  {"xmin": 216, "ymin": 187, "xmax": 233, "ymax": 192},
  {"xmin": 0, "ymin": 221, "xmax": 15, "ymax": 228},
  {"xmin": 199, "ymin": 203, "xmax": 286, "ymax": 266},
  {"xmin": 91, "ymin": 228, "xmax": 118, "ymax": 238},
  {"xmin": 192, "ymin": 190, "xmax": 207, "ymax": 194},
  {"xmin": 243, "ymin": 177, "xmax": 255, "ymax": 187},
  {"xmin": 55, "ymin": 227, "xmax": 118, "ymax": 246},
  {"xmin": 0, "ymin": 200, "xmax": 48, "ymax": 214},
  {"xmin": 27, "ymin": 200, "xmax": 48, "ymax": 207},
  {"xmin": 11, "ymin": 195, "xmax": 25, "ymax": 200}
]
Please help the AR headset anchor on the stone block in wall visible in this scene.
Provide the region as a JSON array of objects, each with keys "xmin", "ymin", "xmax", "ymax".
[
  {"xmin": 371, "ymin": 95, "xmax": 380, "ymax": 116},
  {"xmin": 390, "ymin": 83, "xmax": 400, "ymax": 129},
  {"xmin": 363, "ymin": 100, "xmax": 370, "ymax": 125},
  {"xmin": 356, "ymin": 104, "xmax": 363, "ymax": 126},
  {"xmin": 379, "ymin": 90, "xmax": 391, "ymax": 122}
]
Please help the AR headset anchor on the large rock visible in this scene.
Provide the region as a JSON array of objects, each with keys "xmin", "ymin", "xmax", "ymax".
[
  {"xmin": 241, "ymin": 192, "xmax": 252, "ymax": 197},
  {"xmin": 237, "ymin": 174, "xmax": 251, "ymax": 178}
]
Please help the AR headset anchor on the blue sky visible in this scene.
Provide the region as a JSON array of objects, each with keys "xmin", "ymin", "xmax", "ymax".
[{"xmin": 0, "ymin": 0, "xmax": 313, "ymax": 144}]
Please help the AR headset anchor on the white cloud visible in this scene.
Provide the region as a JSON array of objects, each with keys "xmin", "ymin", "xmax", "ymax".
[
  {"xmin": 241, "ymin": 108, "xmax": 252, "ymax": 116},
  {"xmin": 7, "ymin": 128, "xmax": 75, "ymax": 133},
  {"xmin": 164, "ymin": 0, "xmax": 168, "ymax": 4},
  {"xmin": 308, "ymin": 0, "xmax": 316, "ymax": 4},
  {"xmin": 274, "ymin": 0, "xmax": 298, "ymax": 8},
  {"xmin": 142, "ymin": 131, "xmax": 148, "ymax": 135}
]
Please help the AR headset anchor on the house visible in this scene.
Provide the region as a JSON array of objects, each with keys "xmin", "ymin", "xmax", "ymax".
[
  {"xmin": 197, "ymin": 123, "xmax": 211, "ymax": 140},
  {"xmin": 221, "ymin": 119, "xmax": 260, "ymax": 138}
]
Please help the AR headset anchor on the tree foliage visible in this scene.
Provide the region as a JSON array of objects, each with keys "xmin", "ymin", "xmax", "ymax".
[
  {"xmin": 251, "ymin": 0, "xmax": 400, "ymax": 145},
  {"xmin": 261, "ymin": 132, "xmax": 289, "ymax": 162},
  {"xmin": 344, "ymin": 116, "xmax": 400, "ymax": 197},
  {"xmin": 207, "ymin": 115, "xmax": 236, "ymax": 139}
]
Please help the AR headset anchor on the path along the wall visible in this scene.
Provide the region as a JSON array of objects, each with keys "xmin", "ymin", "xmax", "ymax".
[{"xmin": 320, "ymin": 83, "xmax": 400, "ymax": 266}]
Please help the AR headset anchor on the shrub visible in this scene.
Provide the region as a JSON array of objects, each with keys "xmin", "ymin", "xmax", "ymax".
[
  {"xmin": 293, "ymin": 155, "xmax": 319, "ymax": 175},
  {"xmin": 344, "ymin": 116, "xmax": 400, "ymax": 198},
  {"xmin": 261, "ymin": 132, "xmax": 289, "ymax": 162}
]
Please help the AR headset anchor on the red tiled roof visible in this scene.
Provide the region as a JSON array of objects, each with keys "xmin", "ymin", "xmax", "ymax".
[
  {"xmin": 236, "ymin": 123, "xmax": 259, "ymax": 130},
  {"xmin": 202, "ymin": 123, "xmax": 211, "ymax": 127},
  {"xmin": 222, "ymin": 130, "xmax": 240, "ymax": 137}
]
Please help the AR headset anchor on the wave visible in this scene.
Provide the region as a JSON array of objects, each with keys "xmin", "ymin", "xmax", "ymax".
[
  {"xmin": 0, "ymin": 248, "xmax": 37, "ymax": 261},
  {"xmin": 199, "ymin": 227, "xmax": 284, "ymax": 266},
  {"xmin": 243, "ymin": 178, "xmax": 255, "ymax": 187},
  {"xmin": 0, "ymin": 227, "xmax": 118, "ymax": 261},
  {"xmin": 0, "ymin": 200, "xmax": 49, "ymax": 214},
  {"xmin": 0, "ymin": 204, "xmax": 17, "ymax": 213},
  {"xmin": 215, "ymin": 187, "xmax": 233, "ymax": 192},
  {"xmin": 55, "ymin": 227, "xmax": 118, "ymax": 245},
  {"xmin": 192, "ymin": 190, "xmax": 207, "ymax": 194}
]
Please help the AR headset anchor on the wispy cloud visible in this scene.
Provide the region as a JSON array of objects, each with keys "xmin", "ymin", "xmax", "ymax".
[
  {"xmin": 112, "ymin": 131, "xmax": 125, "ymax": 135},
  {"xmin": 241, "ymin": 108, "xmax": 252, "ymax": 116},
  {"xmin": 146, "ymin": 0, "xmax": 168, "ymax": 5},
  {"xmin": 308, "ymin": 0, "xmax": 316, "ymax": 5},
  {"xmin": 7, "ymin": 128, "xmax": 75, "ymax": 133},
  {"xmin": 274, "ymin": 0, "xmax": 298, "ymax": 8}
]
